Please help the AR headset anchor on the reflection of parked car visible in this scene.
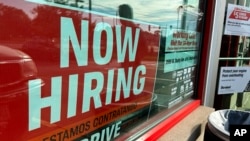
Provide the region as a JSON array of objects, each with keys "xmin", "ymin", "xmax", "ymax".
[
  {"xmin": 0, "ymin": 45, "xmax": 38, "ymax": 91},
  {"xmin": 22, "ymin": 37, "xmax": 59, "ymax": 61},
  {"xmin": 0, "ymin": 45, "xmax": 39, "ymax": 140}
]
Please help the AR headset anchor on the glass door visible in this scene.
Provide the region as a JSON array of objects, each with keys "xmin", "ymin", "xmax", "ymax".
[{"xmin": 214, "ymin": 0, "xmax": 250, "ymax": 110}]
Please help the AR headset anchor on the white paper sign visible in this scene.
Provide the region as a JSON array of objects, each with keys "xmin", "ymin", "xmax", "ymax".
[
  {"xmin": 224, "ymin": 4, "xmax": 250, "ymax": 36},
  {"xmin": 218, "ymin": 67, "xmax": 250, "ymax": 94}
]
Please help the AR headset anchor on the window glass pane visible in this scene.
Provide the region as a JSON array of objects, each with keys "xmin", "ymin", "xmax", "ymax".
[
  {"xmin": 0, "ymin": 0, "xmax": 204, "ymax": 140},
  {"xmin": 215, "ymin": 0, "xmax": 250, "ymax": 111}
]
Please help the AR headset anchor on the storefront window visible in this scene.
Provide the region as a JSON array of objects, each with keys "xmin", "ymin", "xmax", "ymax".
[
  {"xmin": 214, "ymin": 0, "xmax": 250, "ymax": 111},
  {"xmin": 0, "ymin": 0, "xmax": 205, "ymax": 140}
]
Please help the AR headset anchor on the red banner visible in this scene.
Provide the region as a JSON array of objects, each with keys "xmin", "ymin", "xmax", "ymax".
[{"xmin": 0, "ymin": 2, "xmax": 160, "ymax": 140}]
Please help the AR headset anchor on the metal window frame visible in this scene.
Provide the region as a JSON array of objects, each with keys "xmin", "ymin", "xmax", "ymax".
[{"xmin": 203, "ymin": 0, "xmax": 227, "ymax": 107}]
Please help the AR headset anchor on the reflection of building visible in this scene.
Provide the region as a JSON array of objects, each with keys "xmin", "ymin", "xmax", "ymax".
[
  {"xmin": 47, "ymin": 0, "xmax": 85, "ymax": 8},
  {"xmin": 68, "ymin": 0, "xmax": 85, "ymax": 8},
  {"xmin": 177, "ymin": 4, "xmax": 203, "ymax": 30}
]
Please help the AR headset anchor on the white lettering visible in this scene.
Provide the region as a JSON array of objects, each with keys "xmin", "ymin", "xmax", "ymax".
[
  {"xmin": 93, "ymin": 22, "xmax": 113, "ymax": 65},
  {"xmin": 29, "ymin": 17, "xmax": 145, "ymax": 131},
  {"xmin": 116, "ymin": 26, "xmax": 140, "ymax": 63},
  {"xmin": 80, "ymin": 121, "xmax": 121, "ymax": 141},
  {"xmin": 116, "ymin": 67, "xmax": 133, "ymax": 101},
  {"xmin": 60, "ymin": 17, "xmax": 89, "ymax": 68},
  {"xmin": 82, "ymin": 72, "xmax": 103, "ymax": 113},
  {"xmin": 60, "ymin": 17, "xmax": 141, "ymax": 68},
  {"xmin": 28, "ymin": 65, "xmax": 145, "ymax": 130},
  {"xmin": 234, "ymin": 129, "xmax": 247, "ymax": 136},
  {"xmin": 67, "ymin": 74, "xmax": 78, "ymax": 118},
  {"xmin": 28, "ymin": 78, "xmax": 62, "ymax": 131},
  {"xmin": 91, "ymin": 132, "xmax": 99, "ymax": 141},
  {"xmin": 133, "ymin": 65, "xmax": 146, "ymax": 95},
  {"xmin": 105, "ymin": 69, "xmax": 114, "ymax": 105}
]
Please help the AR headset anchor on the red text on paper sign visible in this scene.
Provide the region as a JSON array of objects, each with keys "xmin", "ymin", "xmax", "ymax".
[{"xmin": 229, "ymin": 7, "xmax": 250, "ymax": 21}]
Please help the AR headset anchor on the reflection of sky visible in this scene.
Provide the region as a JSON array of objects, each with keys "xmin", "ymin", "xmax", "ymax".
[
  {"xmin": 83, "ymin": 0, "xmax": 200, "ymax": 28},
  {"xmin": 89, "ymin": 0, "xmax": 184, "ymax": 26},
  {"xmin": 1, "ymin": 0, "xmax": 200, "ymax": 30},
  {"xmin": 0, "ymin": 0, "xmax": 35, "ymax": 18}
]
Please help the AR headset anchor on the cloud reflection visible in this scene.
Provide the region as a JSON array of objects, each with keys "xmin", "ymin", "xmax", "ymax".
[{"xmin": 1, "ymin": 0, "xmax": 201, "ymax": 29}]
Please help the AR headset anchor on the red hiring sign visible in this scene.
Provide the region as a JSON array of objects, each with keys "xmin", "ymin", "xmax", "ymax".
[{"xmin": 0, "ymin": 4, "xmax": 160, "ymax": 141}]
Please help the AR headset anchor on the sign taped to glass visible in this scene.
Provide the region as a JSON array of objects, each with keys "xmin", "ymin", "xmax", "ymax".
[{"xmin": 0, "ymin": 1, "xmax": 160, "ymax": 140}]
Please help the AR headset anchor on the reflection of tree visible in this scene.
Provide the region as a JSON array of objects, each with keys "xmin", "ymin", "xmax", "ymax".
[
  {"xmin": 31, "ymin": 5, "xmax": 83, "ymax": 38},
  {"xmin": 0, "ymin": 2, "xmax": 86, "ymax": 41},
  {"xmin": 0, "ymin": 3, "xmax": 31, "ymax": 40}
]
